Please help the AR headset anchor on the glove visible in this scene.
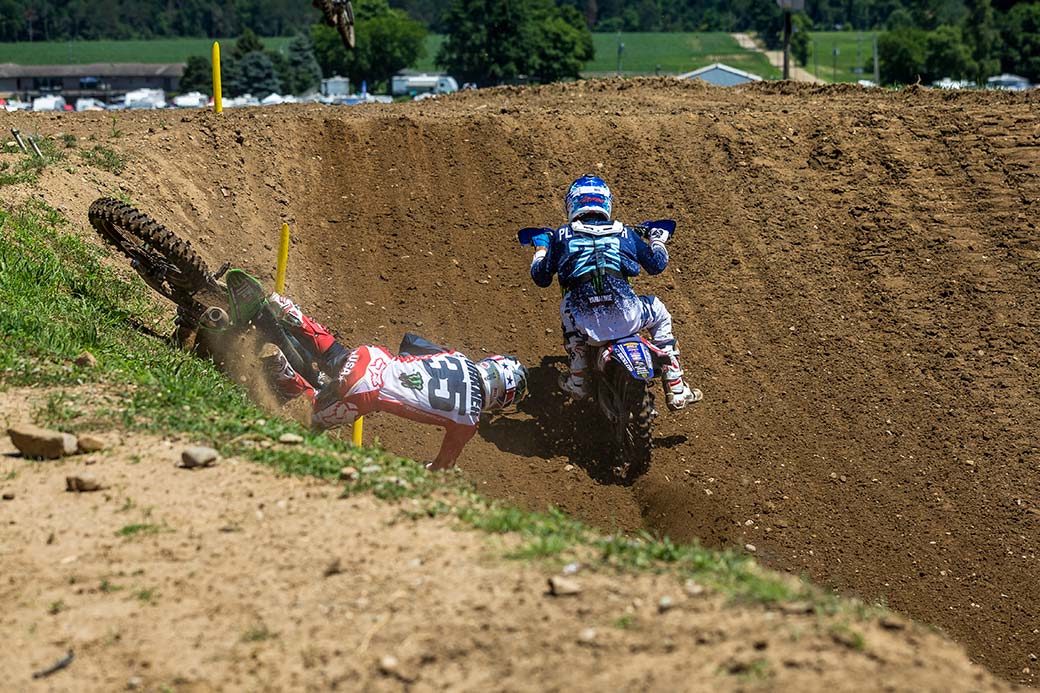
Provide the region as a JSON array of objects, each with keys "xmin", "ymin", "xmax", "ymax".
[
  {"xmin": 648, "ymin": 226, "xmax": 670, "ymax": 246},
  {"xmin": 531, "ymin": 232, "xmax": 551, "ymax": 249}
]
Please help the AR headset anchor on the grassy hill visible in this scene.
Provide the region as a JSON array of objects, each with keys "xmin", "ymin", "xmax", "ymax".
[
  {"xmin": 0, "ymin": 37, "xmax": 294, "ymax": 64},
  {"xmin": 2, "ymin": 32, "xmax": 777, "ymax": 80}
]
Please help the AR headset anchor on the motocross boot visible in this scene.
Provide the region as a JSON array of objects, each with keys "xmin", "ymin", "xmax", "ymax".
[
  {"xmin": 558, "ymin": 372, "xmax": 588, "ymax": 400},
  {"xmin": 661, "ymin": 349, "xmax": 702, "ymax": 411}
]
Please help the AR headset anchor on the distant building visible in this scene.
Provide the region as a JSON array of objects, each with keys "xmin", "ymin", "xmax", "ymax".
[
  {"xmin": 986, "ymin": 73, "xmax": 1030, "ymax": 91},
  {"xmin": 391, "ymin": 70, "xmax": 459, "ymax": 97},
  {"xmin": 677, "ymin": 63, "xmax": 762, "ymax": 87},
  {"xmin": 0, "ymin": 63, "xmax": 183, "ymax": 100}
]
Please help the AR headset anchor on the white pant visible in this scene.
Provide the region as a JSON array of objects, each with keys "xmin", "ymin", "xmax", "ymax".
[{"xmin": 560, "ymin": 293, "xmax": 677, "ymax": 375}]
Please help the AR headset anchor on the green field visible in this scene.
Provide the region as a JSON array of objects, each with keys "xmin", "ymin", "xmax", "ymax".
[
  {"xmin": 805, "ymin": 31, "xmax": 881, "ymax": 83},
  {"xmin": 0, "ymin": 37, "xmax": 294, "ymax": 64},
  {"xmin": 415, "ymin": 32, "xmax": 778, "ymax": 79},
  {"xmin": 4, "ymin": 33, "xmax": 778, "ymax": 81}
]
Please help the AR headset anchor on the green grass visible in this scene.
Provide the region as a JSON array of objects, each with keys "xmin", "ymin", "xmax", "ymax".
[
  {"xmin": 242, "ymin": 624, "xmax": 278, "ymax": 642},
  {"xmin": 805, "ymin": 31, "xmax": 881, "ymax": 83},
  {"xmin": 392, "ymin": 32, "xmax": 779, "ymax": 79},
  {"xmin": 0, "ymin": 37, "xmax": 294, "ymax": 65},
  {"xmin": 116, "ymin": 523, "xmax": 163, "ymax": 538},
  {"xmin": 5, "ymin": 32, "xmax": 777, "ymax": 82},
  {"xmin": 78, "ymin": 144, "xmax": 127, "ymax": 175}
]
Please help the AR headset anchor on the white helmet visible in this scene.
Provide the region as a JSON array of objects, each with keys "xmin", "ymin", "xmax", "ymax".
[{"xmin": 477, "ymin": 355, "xmax": 529, "ymax": 410}]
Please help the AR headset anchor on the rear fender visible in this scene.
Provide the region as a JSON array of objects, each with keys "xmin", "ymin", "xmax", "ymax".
[{"xmin": 605, "ymin": 337, "xmax": 655, "ymax": 381}]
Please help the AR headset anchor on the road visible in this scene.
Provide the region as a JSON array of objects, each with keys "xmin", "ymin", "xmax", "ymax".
[{"xmin": 732, "ymin": 32, "xmax": 824, "ymax": 83}]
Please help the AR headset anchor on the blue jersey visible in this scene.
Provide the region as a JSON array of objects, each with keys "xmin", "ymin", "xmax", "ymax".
[{"xmin": 530, "ymin": 220, "xmax": 668, "ymax": 291}]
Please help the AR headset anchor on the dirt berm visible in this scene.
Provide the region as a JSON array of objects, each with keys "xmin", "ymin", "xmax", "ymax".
[{"xmin": 3, "ymin": 78, "xmax": 1039, "ymax": 685}]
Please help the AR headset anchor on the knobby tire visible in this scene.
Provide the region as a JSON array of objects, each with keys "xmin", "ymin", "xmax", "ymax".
[{"xmin": 87, "ymin": 197, "xmax": 218, "ymax": 321}]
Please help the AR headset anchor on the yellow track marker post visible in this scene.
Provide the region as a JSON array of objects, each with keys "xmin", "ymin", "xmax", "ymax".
[
  {"xmin": 272, "ymin": 222, "xmax": 363, "ymax": 445},
  {"xmin": 212, "ymin": 42, "xmax": 223, "ymax": 113},
  {"xmin": 274, "ymin": 223, "xmax": 290, "ymax": 293}
]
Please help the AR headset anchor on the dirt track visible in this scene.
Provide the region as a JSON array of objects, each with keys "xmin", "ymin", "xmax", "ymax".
[{"xmin": 3, "ymin": 78, "xmax": 1039, "ymax": 684}]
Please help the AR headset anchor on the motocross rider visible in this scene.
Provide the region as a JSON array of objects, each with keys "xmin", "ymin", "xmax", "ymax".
[
  {"xmin": 528, "ymin": 174, "xmax": 701, "ymax": 411},
  {"xmin": 214, "ymin": 271, "xmax": 529, "ymax": 470}
]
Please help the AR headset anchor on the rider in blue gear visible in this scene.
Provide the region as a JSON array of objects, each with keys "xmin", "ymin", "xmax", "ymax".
[{"xmin": 529, "ymin": 175, "xmax": 701, "ymax": 411}]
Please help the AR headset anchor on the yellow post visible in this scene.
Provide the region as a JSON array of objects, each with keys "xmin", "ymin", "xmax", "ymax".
[
  {"xmin": 352, "ymin": 418, "xmax": 363, "ymax": 446},
  {"xmin": 212, "ymin": 42, "xmax": 223, "ymax": 114},
  {"xmin": 274, "ymin": 223, "xmax": 290, "ymax": 293}
]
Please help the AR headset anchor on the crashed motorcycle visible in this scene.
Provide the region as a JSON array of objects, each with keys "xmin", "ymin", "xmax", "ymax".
[
  {"xmin": 87, "ymin": 197, "xmax": 321, "ymax": 386},
  {"xmin": 518, "ymin": 220, "xmax": 678, "ymax": 479}
]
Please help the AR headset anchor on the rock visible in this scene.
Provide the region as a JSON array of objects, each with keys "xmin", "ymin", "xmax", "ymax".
[
  {"xmin": 879, "ymin": 614, "xmax": 907, "ymax": 630},
  {"xmin": 683, "ymin": 580, "xmax": 705, "ymax": 597},
  {"xmin": 66, "ymin": 474, "xmax": 104, "ymax": 492},
  {"xmin": 658, "ymin": 595, "xmax": 675, "ymax": 613},
  {"xmin": 2, "ymin": 492, "xmax": 13, "ymax": 501},
  {"xmin": 324, "ymin": 558, "xmax": 344, "ymax": 577},
  {"xmin": 127, "ymin": 676, "xmax": 143, "ymax": 690},
  {"xmin": 8, "ymin": 424, "xmax": 78, "ymax": 459},
  {"xmin": 547, "ymin": 576, "xmax": 582, "ymax": 596},
  {"xmin": 180, "ymin": 446, "xmax": 218, "ymax": 469},
  {"xmin": 378, "ymin": 655, "xmax": 399, "ymax": 675},
  {"xmin": 339, "ymin": 466, "xmax": 359, "ymax": 481},
  {"xmin": 578, "ymin": 627, "xmax": 597, "ymax": 644},
  {"xmin": 77, "ymin": 434, "xmax": 106, "ymax": 453},
  {"xmin": 278, "ymin": 433, "xmax": 304, "ymax": 444},
  {"xmin": 73, "ymin": 351, "xmax": 98, "ymax": 368},
  {"xmin": 744, "ymin": 543, "xmax": 757, "ymax": 553},
  {"xmin": 360, "ymin": 464, "xmax": 382, "ymax": 474}
]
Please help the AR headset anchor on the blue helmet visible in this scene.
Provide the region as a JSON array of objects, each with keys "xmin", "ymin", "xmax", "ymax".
[{"xmin": 565, "ymin": 175, "xmax": 612, "ymax": 222}]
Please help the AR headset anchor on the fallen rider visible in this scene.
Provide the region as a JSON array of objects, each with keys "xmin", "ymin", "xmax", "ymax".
[{"xmin": 206, "ymin": 270, "xmax": 529, "ymax": 471}]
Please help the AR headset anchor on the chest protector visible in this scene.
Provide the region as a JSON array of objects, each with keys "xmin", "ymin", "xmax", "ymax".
[{"xmin": 563, "ymin": 220, "xmax": 626, "ymax": 292}]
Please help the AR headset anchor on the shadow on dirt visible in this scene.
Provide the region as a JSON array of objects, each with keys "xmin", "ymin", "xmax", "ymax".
[{"xmin": 480, "ymin": 355, "xmax": 644, "ymax": 486}]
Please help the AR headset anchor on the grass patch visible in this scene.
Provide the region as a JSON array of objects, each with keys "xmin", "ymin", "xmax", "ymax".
[
  {"xmin": 99, "ymin": 579, "xmax": 125, "ymax": 593},
  {"xmin": 48, "ymin": 600, "xmax": 67, "ymax": 615},
  {"xmin": 0, "ymin": 138, "xmax": 66, "ymax": 186},
  {"xmin": 79, "ymin": 145, "xmax": 127, "ymax": 174},
  {"xmin": 242, "ymin": 624, "xmax": 278, "ymax": 642},
  {"xmin": 613, "ymin": 614, "xmax": 636, "ymax": 629},
  {"xmin": 116, "ymin": 523, "xmax": 164, "ymax": 538},
  {"xmin": 135, "ymin": 588, "xmax": 157, "ymax": 604}
]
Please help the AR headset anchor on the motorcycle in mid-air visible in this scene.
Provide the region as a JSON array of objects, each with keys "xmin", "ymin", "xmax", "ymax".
[
  {"xmin": 518, "ymin": 220, "xmax": 678, "ymax": 480},
  {"xmin": 313, "ymin": 0, "xmax": 356, "ymax": 50}
]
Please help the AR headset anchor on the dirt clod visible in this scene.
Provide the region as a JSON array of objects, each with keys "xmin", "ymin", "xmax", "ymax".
[
  {"xmin": 65, "ymin": 474, "xmax": 104, "ymax": 493},
  {"xmin": 73, "ymin": 351, "xmax": 98, "ymax": 368}
]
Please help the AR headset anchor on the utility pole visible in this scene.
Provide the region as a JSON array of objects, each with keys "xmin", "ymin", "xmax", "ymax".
[
  {"xmin": 776, "ymin": 0, "xmax": 804, "ymax": 80},
  {"xmin": 616, "ymin": 30, "xmax": 624, "ymax": 76}
]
